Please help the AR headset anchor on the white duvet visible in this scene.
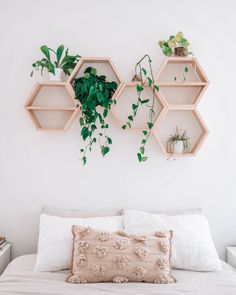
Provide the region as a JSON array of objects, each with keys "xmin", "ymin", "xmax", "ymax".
[{"xmin": 1, "ymin": 255, "xmax": 236, "ymax": 295}]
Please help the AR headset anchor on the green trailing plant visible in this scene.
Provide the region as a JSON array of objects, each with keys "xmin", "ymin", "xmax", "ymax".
[
  {"xmin": 167, "ymin": 127, "xmax": 191, "ymax": 153},
  {"xmin": 31, "ymin": 45, "xmax": 80, "ymax": 77},
  {"xmin": 72, "ymin": 67, "xmax": 117, "ymax": 165},
  {"xmin": 174, "ymin": 66, "xmax": 189, "ymax": 82},
  {"xmin": 122, "ymin": 54, "xmax": 159, "ymax": 162},
  {"xmin": 159, "ymin": 32, "xmax": 192, "ymax": 57}
]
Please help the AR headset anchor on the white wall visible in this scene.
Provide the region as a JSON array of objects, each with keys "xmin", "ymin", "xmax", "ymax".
[{"xmin": 0, "ymin": 0, "xmax": 236, "ymax": 260}]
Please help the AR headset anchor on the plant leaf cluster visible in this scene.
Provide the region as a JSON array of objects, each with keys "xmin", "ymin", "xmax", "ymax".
[
  {"xmin": 31, "ymin": 45, "xmax": 80, "ymax": 76},
  {"xmin": 159, "ymin": 32, "xmax": 191, "ymax": 56},
  {"xmin": 73, "ymin": 67, "xmax": 117, "ymax": 165},
  {"xmin": 167, "ymin": 126, "xmax": 191, "ymax": 152}
]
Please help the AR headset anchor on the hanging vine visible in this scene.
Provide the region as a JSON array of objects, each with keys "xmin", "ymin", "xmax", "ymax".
[{"xmin": 122, "ymin": 54, "xmax": 159, "ymax": 162}]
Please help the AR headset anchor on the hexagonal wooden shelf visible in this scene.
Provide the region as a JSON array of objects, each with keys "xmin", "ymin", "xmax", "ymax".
[
  {"xmin": 25, "ymin": 82, "xmax": 79, "ymax": 131},
  {"xmin": 155, "ymin": 57, "xmax": 209, "ymax": 108},
  {"xmin": 111, "ymin": 82, "xmax": 167, "ymax": 131},
  {"xmin": 152, "ymin": 57, "xmax": 209, "ymax": 157},
  {"xmin": 66, "ymin": 57, "xmax": 123, "ymax": 100},
  {"xmin": 152, "ymin": 109, "xmax": 209, "ymax": 157}
]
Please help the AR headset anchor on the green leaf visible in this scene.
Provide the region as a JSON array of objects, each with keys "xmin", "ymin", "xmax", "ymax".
[
  {"xmin": 122, "ymin": 125, "xmax": 126, "ymax": 129},
  {"xmin": 141, "ymin": 99, "xmax": 149, "ymax": 104},
  {"xmin": 141, "ymin": 156, "xmax": 148, "ymax": 162},
  {"xmin": 132, "ymin": 104, "xmax": 138, "ymax": 110},
  {"xmin": 154, "ymin": 85, "xmax": 159, "ymax": 91},
  {"xmin": 81, "ymin": 126, "xmax": 89, "ymax": 140},
  {"xmin": 136, "ymin": 84, "xmax": 143, "ymax": 92},
  {"xmin": 89, "ymin": 86, "xmax": 96, "ymax": 96},
  {"xmin": 84, "ymin": 72, "xmax": 90, "ymax": 79},
  {"xmin": 82, "ymin": 156, "xmax": 87, "ymax": 165},
  {"xmin": 101, "ymin": 146, "xmax": 110, "ymax": 157},
  {"xmin": 143, "ymin": 130, "xmax": 148, "ymax": 135},
  {"xmin": 142, "ymin": 68, "xmax": 147, "ymax": 76},
  {"xmin": 148, "ymin": 77, "xmax": 152, "ymax": 86},
  {"xmin": 91, "ymin": 124, "xmax": 97, "ymax": 131},
  {"xmin": 96, "ymin": 92, "xmax": 104, "ymax": 102},
  {"xmin": 140, "ymin": 146, "xmax": 145, "ymax": 154},
  {"xmin": 128, "ymin": 115, "xmax": 133, "ymax": 121},
  {"xmin": 141, "ymin": 139, "xmax": 146, "ymax": 144},
  {"xmin": 103, "ymin": 109, "xmax": 108, "ymax": 118},
  {"xmin": 174, "ymin": 76, "xmax": 177, "ymax": 81},
  {"xmin": 137, "ymin": 153, "xmax": 142, "ymax": 162},
  {"xmin": 79, "ymin": 117, "xmax": 84, "ymax": 126},
  {"xmin": 162, "ymin": 46, "xmax": 172, "ymax": 56},
  {"xmin": 147, "ymin": 122, "xmax": 153, "ymax": 129},
  {"xmin": 184, "ymin": 66, "xmax": 189, "ymax": 73},
  {"xmin": 56, "ymin": 45, "xmax": 64, "ymax": 65},
  {"xmin": 40, "ymin": 45, "xmax": 51, "ymax": 61},
  {"xmin": 107, "ymin": 137, "xmax": 112, "ymax": 144}
]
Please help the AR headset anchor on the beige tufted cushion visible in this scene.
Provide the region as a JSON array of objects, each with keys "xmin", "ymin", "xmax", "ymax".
[{"xmin": 67, "ymin": 226, "xmax": 176, "ymax": 284}]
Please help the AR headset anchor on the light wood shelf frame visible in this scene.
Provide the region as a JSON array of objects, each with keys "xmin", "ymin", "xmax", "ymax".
[
  {"xmin": 24, "ymin": 56, "xmax": 209, "ymax": 157},
  {"xmin": 111, "ymin": 82, "xmax": 167, "ymax": 131},
  {"xmin": 152, "ymin": 57, "xmax": 209, "ymax": 157},
  {"xmin": 25, "ymin": 82, "xmax": 79, "ymax": 131}
]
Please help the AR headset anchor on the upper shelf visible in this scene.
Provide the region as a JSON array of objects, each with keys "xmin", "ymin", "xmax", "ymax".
[
  {"xmin": 155, "ymin": 57, "xmax": 209, "ymax": 84},
  {"xmin": 25, "ymin": 82, "xmax": 79, "ymax": 131},
  {"xmin": 66, "ymin": 57, "xmax": 123, "ymax": 100}
]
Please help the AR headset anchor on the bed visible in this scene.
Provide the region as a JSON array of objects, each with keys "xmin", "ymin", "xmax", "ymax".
[{"xmin": 1, "ymin": 254, "xmax": 236, "ymax": 294}]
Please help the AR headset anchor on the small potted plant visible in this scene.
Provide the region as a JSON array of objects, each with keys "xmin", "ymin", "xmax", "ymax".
[
  {"xmin": 72, "ymin": 67, "xmax": 117, "ymax": 165},
  {"xmin": 31, "ymin": 45, "xmax": 80, "ymax": 81},
  {"xmin": 159, "ymin": 32, "xmax": 191, "ymax": 57},
  {"xmin": 167, "ymin": 127, "xmax": 190, "ymax": 154}
]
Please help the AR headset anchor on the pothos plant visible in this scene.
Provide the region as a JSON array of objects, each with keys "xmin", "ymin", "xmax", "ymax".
[
  {"xmin": 122, "ymin": 54, "xmax": 159, "ymax": 162},
  {"xmin": 31, "ymin": 45, "xmax": 80, "ymax": 76},
  {"xmin": 159, "ymin": 32, "xmax": 192, "ymax": 57},
  {"xmin": 72, "ymin": 67, "xmax": 117, "ymax": 165}
]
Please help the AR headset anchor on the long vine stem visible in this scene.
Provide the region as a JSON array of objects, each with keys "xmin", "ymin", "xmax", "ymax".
[{"xmin": 122, "ymin": 54, "xmax": 159, "ymax": 162}]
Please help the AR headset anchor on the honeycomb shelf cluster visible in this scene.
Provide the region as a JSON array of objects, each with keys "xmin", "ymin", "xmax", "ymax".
[{"xmin": 25, "ymin": 57, "xmax": 209, "ymax": 157}]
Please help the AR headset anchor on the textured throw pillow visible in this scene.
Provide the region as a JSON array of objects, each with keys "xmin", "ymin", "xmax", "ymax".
[
  {"xmin": 123, "ymin": 210, "xmax": 222, "ymax": 272},
  {"xmin": 34, "ymin": 214, "xmax": 124, "ymax": 272},
  {"xmin": 67, "ymin": 226, "xmax": 176, "ymax": 284}
]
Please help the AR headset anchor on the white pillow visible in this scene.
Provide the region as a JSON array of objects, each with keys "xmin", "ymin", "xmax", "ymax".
[
  {"xmin": 124, "ymin": 210, "xmax": 222, "ymax": 272},
  {"xmin": 34, "ymin": 213, "xmax": 124, "ymax": 272}
]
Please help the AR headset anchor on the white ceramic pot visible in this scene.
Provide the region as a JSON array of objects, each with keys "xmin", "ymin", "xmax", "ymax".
[
  {"xmin": 49, "ymin": 68, "xmax": 64, "ymax": 81},
  {"xmin": 174, "ymin": 140, "xmax": 184, "ymax": 154}
]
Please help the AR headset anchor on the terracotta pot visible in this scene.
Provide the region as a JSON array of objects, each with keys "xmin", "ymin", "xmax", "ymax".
[{"xmin": 174, "ymin": 47, "xmax": 188, "ymax": 57}]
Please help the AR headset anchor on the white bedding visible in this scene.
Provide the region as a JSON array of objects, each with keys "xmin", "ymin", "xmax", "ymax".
[{"xmin": 1, "ymin": 255, "xmax": 236, "ymax": 295}]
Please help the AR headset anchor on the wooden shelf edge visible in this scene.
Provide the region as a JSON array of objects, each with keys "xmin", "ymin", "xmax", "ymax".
[
  {"xmin": 158, "ymin": 82, "xmax": 207, "ymax": 87},
  {"xmin": 26, "ymin": 106, "xmax": 77, "ymax": 111},
  {"xmin": 37, "ymin": 81, "xmax": 66, "ymax": 86}
]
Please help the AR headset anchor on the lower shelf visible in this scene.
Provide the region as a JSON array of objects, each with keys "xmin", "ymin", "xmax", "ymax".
[{"xmin": 25, "ymin": 108, "xmax": 78, "ymax": 131}]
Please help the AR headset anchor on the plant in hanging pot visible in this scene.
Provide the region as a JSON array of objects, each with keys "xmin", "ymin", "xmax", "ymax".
[
  {"xmin": 159, "ymin": 32, "xmax": 192, "ymax": 57},
  {"xmin": 31, "ymin": 45, "xmax": 80, "ymax": 81},
  {"xmin": 122, "ymin": 54, "xmax": 159, "ymax": 162},
  {"xmin": 167, "ymin": 127, "xmax": 191, "ymax": 154},
  {"xmin": 72, "ymin": 67, "xmax": 117, "ymax": 165}
]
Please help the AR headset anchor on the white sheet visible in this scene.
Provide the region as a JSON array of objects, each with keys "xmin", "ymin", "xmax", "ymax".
[{"xmin": 1, "ymin": 255, "xmax": 236, "ymax": 294}]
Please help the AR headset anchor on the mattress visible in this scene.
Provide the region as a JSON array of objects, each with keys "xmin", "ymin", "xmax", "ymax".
[{"xmin": 1, "ymin": 255, "xmax": 236, "ymax": 294}]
